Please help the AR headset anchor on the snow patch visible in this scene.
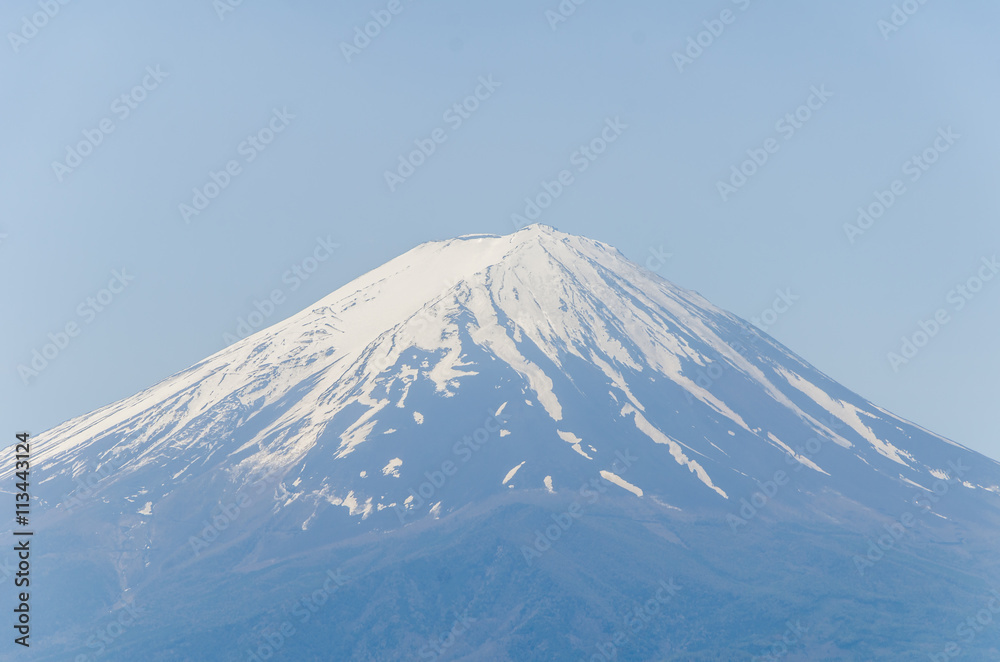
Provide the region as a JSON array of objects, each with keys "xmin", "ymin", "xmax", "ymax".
[
  {"xmin": 766, "ymin": 433, "xmax": 829, "ymax": 475},
  {"xmin": 600, "ymin": 470, "xmax": 643, "ymax": 497},
  {"xmin": 503, "ymin": 461, "xmax": 526, "ymax": 485},
  {"xmin": 329, "ymin": 490, "xmax": 373, "ymax": 519},
  {"xmin": 557, "ymin": 430, "xmax": 592, "ymax": 459},
  {"xmin": 394, "ymin": 366, "xmax": 418, "ymax": 408},
  {"xmin": 650, "ymin": 495, "xmax": 682, "ymax": 511},
  {"xmin": 623, "ymin": 404, "xmax": 728, "ymax": 499},
  {"xmin": 779, "ymin": 368, "xmax": 913, "ymax": 466},
  {"xmin": 898, "ymin": 474, "xmax": 931, "ymax": 492}
]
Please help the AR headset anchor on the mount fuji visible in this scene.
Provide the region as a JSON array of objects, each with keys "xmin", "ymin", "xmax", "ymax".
[{"xmin": 7, "ymin": 225, "xmax": 1000, "ymax": 661}]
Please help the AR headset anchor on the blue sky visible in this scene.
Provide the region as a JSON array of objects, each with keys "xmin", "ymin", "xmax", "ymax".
[{"xmin": 2, "ymin": 0, "xmax": 998, "ymax": 458}]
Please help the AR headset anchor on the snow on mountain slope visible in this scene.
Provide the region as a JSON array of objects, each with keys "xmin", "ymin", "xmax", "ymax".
[
  {"xmin": 10, "ymin": 224, "xmax": 1000, "ymax": 662},
  {"xmin": 12, "ymin": 225, "xmax": 1000, "ymax": 548}
]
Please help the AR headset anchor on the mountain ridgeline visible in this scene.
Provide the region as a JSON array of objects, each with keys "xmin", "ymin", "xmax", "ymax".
[{"xmin": 7, "ymin": 225, "xmax": 1000, "ymax": 660}]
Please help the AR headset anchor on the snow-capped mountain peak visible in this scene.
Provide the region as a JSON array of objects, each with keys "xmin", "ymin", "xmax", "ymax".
[{"xmin": 19, "ymin": 226, "xmax": 1000, "ymax": 543}]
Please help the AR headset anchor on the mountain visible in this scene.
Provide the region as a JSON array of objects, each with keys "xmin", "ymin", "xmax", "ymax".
[{"xmin": 6, "ymin": 225, "xmax": 1000, "ymax": 661}]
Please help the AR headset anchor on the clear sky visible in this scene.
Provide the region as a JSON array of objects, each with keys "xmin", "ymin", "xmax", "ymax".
[{"xmin": 2, "ymin": 1, "xmax": 998, "ymax": 458}]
